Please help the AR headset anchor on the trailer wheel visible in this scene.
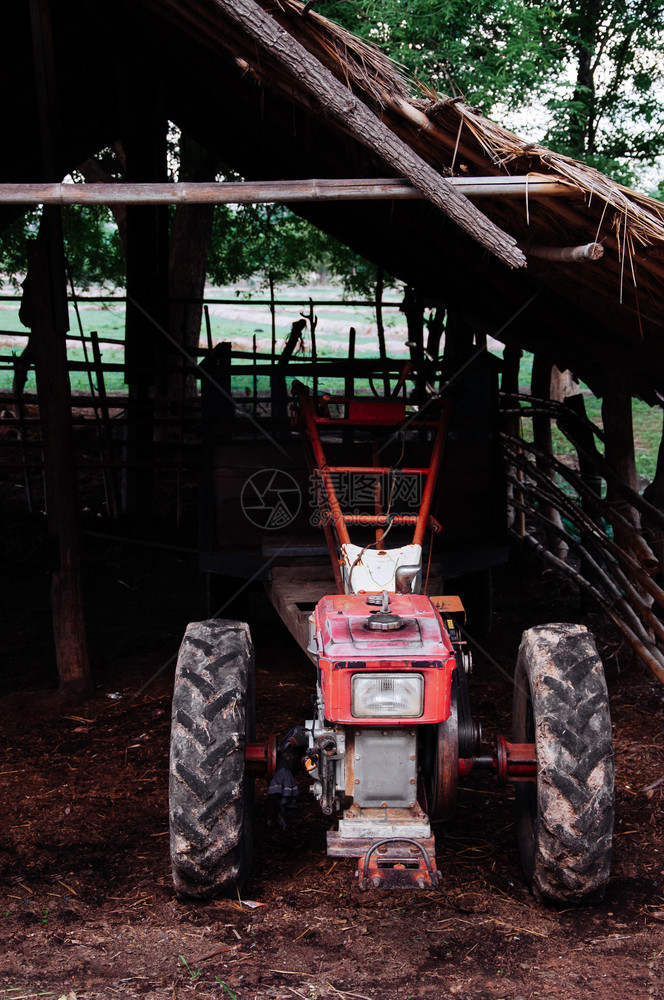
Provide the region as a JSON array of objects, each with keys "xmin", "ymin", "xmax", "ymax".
[
  {"xmin": 169, "ymin": 619, "xmax": 255, "ymax": 899},
  {"xmin": 513, "ymin": 623, "xmax": 614, "ymax": 905}
]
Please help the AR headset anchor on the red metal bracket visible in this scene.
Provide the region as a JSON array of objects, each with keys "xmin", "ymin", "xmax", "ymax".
[
  {"xmin": 245, "ymin": 736, "xmax": 278, "ymax": 780},
  {"xmin": 458, "ymin": 738, "xmax": 536, "ymax": 782},
  {"xmin": 495, "ymin": 736, "xmax": 536, "ymax": 783}
]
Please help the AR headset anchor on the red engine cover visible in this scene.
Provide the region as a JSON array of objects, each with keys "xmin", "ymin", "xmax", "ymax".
[{"xmin": 314, "ymin": 593, "xmax": 456, "ymax": 725}]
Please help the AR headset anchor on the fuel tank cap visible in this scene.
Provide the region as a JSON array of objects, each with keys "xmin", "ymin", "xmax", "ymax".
[
  {"xmin": 364, "ymin": 590, "xmax": 405, "ymax": 630},
  {"xmin": 365, "ymin": 612, "xmax": 405, "ymax": 631}
]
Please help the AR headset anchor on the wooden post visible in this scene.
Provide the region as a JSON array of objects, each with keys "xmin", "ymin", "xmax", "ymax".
[
  {"xmin": 561, "ymin": 393, "xmax": 604, "ymax": 505},
  {"xmin": 402, "ymin": 286, "xmax": 427, "ymax": 404},
  {"xmin": 122, "ymin": 68, "xmax": 169, "ymax": 520},
  {"xmin": 343, "ymin": 326, "xmax": 356, "ymax": 448},
  {"xmin": 425, "ymin": 307, "xmax": 445, "ymax": 364},
  {"xmin": 305, "ymin": 298, "xmax": 318, "ymax": 398},
  {"xmin": 252, "ymin": 332, "xmax": 258, "ymax": 419},
  {"xmin": 643, "ymin": 421, "xmax": 664, "ymax": 582},
  {"xmin": 90, "ymin": 329, "xmax": 120, "ymax": 519},
  {"xmin": 602, "ymin": 370, "xmax": 639, "ymax": 528},
  {"xmin": 28, "ymin": 0, "xmax": 91, "ymax": 699},
  {"xmin": 501, "ymin": 343, "xmax": 524, "ymax": 537},
  {"xmin": 272, "ymin": 319, "xmax": 306, "ymax": 423},
  {"xmin": 375, "ymin": 267, "xmax": 389, "ymax": 397},
  {"xmin": 168, "ymin": 133, "xmax": 217, "ymax": 406},
  {"xmin": 269, "ymin": 269, "xmax": 276, "ymax": 363},
  {"xmin": 28, "ymin": 219, "xmax": 92, "ymax": 700},
  {"xmin": 531, "ymin": 354, "xmax": 568, "ymax": 560}
]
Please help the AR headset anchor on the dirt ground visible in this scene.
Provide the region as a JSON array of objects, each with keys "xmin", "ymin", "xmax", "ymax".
[{"xmin": 2, "ymin": 486, "xmax": 664, "ymax": 1000}]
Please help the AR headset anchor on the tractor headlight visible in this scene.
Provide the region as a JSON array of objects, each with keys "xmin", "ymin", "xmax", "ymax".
[{"xmin": 351, "ymin": 673, "xmax": 424, "ymax": 718}]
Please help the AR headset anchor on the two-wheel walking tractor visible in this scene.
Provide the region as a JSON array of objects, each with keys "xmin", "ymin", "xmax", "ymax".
[{"xmin": 169, "ymin": 383, "xmax": 615, "ymax": 906}]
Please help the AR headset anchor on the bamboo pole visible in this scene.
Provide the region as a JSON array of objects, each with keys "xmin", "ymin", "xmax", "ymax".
[
  {"xmin": 511, "ymin": 527, "xmax": 664, "ymax": 685},
  {"xmin": 502, "ymin": 434, "xmax": 659, "ymax": 574},
  {"xmin": 509, "ymin": 491, "xmax": 664, "ymax": 646},
  {"xmin": 505, "ymin": 469, "xmax": 664, "ymax": 614},
  {"xmin": 375, "ymin": 267, "xmax": 389, "ymax": 397},
  {"xmin": 500, "ymin": 345, "xmax": 525, "ymax": 537},
  {"xmin": 343, "ymin": 326, "xmax": 356, "ymax": 449},
  {"xmin": 525, "ymin": 242, "xmax": 604, "ymax": 262},
  {"xmin": 510, "ymin": 462, "xmax": 662, "ymax": 602},
  {"xmin": 0, "ymin": 176, "xmax": 575, "ymax": 205},
  {"xmin": 505, "ymin": 426, "xmax": 664, "ymax": 538}
]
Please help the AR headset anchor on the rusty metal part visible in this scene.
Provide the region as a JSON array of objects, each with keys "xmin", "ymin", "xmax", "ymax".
[
  {"xmin": 429, "ymin": 595, "xmax": 466, "ymax": 622},
  {"xmin": 317, "ymin": 733, "xmax": 338, "ymax": 815},
  {"xmin": 294, "ymin": 381, "xmax": 351, "ymax": 551},
  {"xmin": 245, "ymin": 735, "xmax": 278, "ymax": 780},
  {"xmin": 358, "ymin": 838, "xmax": 441, "ymax": 890}
]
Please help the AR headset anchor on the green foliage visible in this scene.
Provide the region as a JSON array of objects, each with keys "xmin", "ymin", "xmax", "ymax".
[
  {"xmin": 0, "ymin": 204, "xmax": 124, "ymax": 291},
  {"xmin": 318, "ymin": 0, "xmax": 664, "ymax": 186},
  {"xmin": 542, "ymin": 0, "xmax": 664, "ymax": 175},
  {"xmin": 207, "ymin": 203, "xmax": 325, "ymax": 288},
  {"xmin": 206, "ymin": 202, "xmax": 395, "ymax": 295},
  {"xmin": 316, "ymin": 0, "xmax": 565, "ymax": 113},
  {"xmin": 0, "ymin": 210, "xmax": 41, "ymax": 289},
  {"xmin": 2, "ymin": 3, "xmax": 663, "ymax": 292},
  {"xmin": 62, "ymin": 205, "xmax": 125, "ymax": 290}
]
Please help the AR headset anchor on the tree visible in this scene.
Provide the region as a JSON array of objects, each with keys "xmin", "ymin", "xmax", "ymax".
[
  {"xmin": 543, "ymin": 0, "xmax": 664, "ymax": 183},
  {"xmin": 0, "ymin": 203, "xmax": 124, "ymax": 291},
  {"xmin": 3, "ymin": 3, "xmax": 662, "ymax": 291},
  {"xmin": 318, "ymin": 0, "xmax": 664, "ymax": 187},
  {"xmin": 316, "ymin": 1, "xmax": 564, "ymax": 113}
]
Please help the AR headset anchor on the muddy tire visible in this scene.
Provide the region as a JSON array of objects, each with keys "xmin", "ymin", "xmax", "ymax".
[
  {"xmin": 169, "ymin": 619, "xmax": 255, "ymax": 899},
  {"xmin": 512, "ymin": 623, "xmax": 614, "ymax": 905}
]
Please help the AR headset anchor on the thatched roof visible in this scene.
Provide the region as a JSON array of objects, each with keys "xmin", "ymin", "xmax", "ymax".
[{"xmin": 4, "ymin": 0, "xmax": 664, "ymax": 400}]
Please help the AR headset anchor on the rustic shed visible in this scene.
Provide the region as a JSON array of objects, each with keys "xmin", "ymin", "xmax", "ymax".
[{"xmin": 3, "ymin": 0, "xmax": 664, "ymax": 695}]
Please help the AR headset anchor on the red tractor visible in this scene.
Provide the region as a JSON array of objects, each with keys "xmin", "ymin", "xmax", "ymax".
[{"xmin": 169, "ymin": 384, "xmax": 615, "ymax": 905}]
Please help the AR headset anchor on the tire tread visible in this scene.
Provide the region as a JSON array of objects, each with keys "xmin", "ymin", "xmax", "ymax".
[
  {"xmin": 513, "ymin": 623, "xmax": 615, "ymax": 905},
  {"xmin": 169, "ymin": 619, "xmax": 254, "ymax": 899}
]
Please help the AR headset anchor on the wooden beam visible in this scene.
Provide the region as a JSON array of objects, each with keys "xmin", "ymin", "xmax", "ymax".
[{"xmin": 0, "ymin": 175, "xmax": 578, "ymax": 205}]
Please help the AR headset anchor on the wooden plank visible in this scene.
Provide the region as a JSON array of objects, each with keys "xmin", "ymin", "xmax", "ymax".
[{"xmin": 267, "ymin": 565, "xmax": 335, "ymax": 659}]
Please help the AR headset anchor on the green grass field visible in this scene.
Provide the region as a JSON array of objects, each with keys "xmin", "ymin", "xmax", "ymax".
[{"xmin": 0, "ymin": 291, "xmax": 660, "ymax": 483}]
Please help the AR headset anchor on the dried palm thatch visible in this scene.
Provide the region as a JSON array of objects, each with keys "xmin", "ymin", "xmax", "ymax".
[
  {"xmin": 266, "ymin": 0, "xmax": 413, "ymax": 107},
  {"xmin": 421, "ymin": 98, "xmax": 664, "ymax": 249},
  {"xmin": 267, "ymin": 0, "xmax": 664, "ymax": 263}
]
